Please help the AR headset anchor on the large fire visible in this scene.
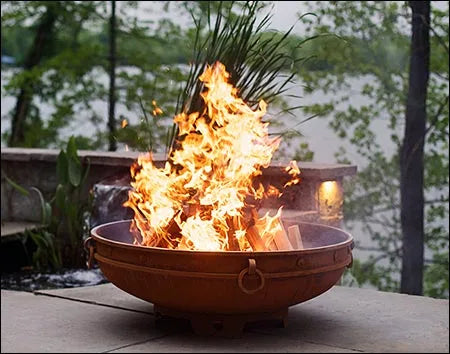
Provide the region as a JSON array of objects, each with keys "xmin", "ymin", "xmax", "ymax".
[{"xmin": 124, "ymin": 62, "xmax": 300, "ymax": 251}]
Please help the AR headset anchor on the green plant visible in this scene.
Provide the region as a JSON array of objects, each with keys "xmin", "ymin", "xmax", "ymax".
[
  {"xmin": 2, "ymin": 172, "xmax": 61, "ymax": 270},
  {"xmin": 2, "ymin": 136, "xmax": 91, "ymax": 270},
  {"xmin": 300, "ymin": 1, "xmax": 448, "ymax": 298},
  {"xmin": 51, "ymin": 136, "xmax": 91, "ymax": 268},
  {"xmin": 24, "ymin": 229, "xmax": 62, "ymax": 271},
  {"xmin": 167, "ymin": 1, "xmax": 317, "ymax": 153}
]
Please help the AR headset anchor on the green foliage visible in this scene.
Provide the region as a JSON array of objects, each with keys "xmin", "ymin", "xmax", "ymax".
[
  {"xmin": 1, "ymin": 1, "xmax": 322, "ymax": 153},
  {"xmin": 180, "ymin": 1, "xmax": 295, "ymax": 109},
  {"xmin": 2, "ymin": 170, "xmax": 29, "ymax": 196},
  {"xmin": 1, "ymin": 25, "xmax": 34, "ymax": 65},
  {"xmin": 301, "ymin": 1, "xmax": 449, "ymax": 298},
  {"xmin": 49, "ymin": 136, "xmax": 91, "ymax": 267},
  {"xmin": 2, "ymin": 1, "xmax": 426, "ymax": 154},
  {"xmin": 292, "ymin": 142, "xmax": 314, "ymax": 162},
  {"xmin": 25, "ymin": 229, "xmax": 61, "ymax": 271},
  {"xmin": 165, "ymin": 1, "xmax": 316, "ymax": 152},
  {"xmin": 2, "ymin": 1, "xmax": 107, "ymax": 148},
  {"xmin": 424, "ymin": 251, "xmax": 449, "ymax": 298},
  {"xmin": 1, "ymin": 1, "xmax": 191, "ymax": 150},
  {"xmin": 2, "ymin": 137, "xmax": 91, "ymax": 270},
  {"xmin": 349, "ymin": 258, "xmax": 399, "ymax": 293},
  {"xmin": 2, "ymin": 171, "xmax": 61, "ymax": 270}
]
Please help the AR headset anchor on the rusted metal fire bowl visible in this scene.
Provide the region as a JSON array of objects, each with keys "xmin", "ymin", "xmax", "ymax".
[{"xmin": 89, "ymin": 220, "xmax": 353, "ymax": 317}]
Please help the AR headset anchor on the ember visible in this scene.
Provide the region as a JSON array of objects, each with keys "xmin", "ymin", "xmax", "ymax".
[{"xmin": 124, "ymin": 62, "xmax": 300, "ymax": 251}]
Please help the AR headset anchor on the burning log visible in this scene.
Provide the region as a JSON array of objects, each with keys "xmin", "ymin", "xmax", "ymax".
[
  {"xmin": 240, "ymin": 207, "xmax": 270, "ymax": 251},
  {"xmin": 226, "ymin": 216, "xmax": 241, "ymax": 251},
  {"xmin": 244, "ymin": 208, "xmax": 280, "ymax": 251},
  {"xmin": 246, "ymin": 225, "xmax": 267, "ymax": 251},
  {"xmin": 253, "ymin": 210, "xmax": 278, "ymax": 251},
  {"xmin": 165, "ymin": 216, "xmax": 181, "ymax": 236},
  {"xmin": 271, "ymin": 220, "xmax": 294, "ymax": 251},
  {"xmin": 287, "ymin": 225, "xmax": 304, "ymax": 250},
  {"xmin": 250, "ymin": 208, "xmax": 292, "ymax": 251},
  {"xmin": 183, "ymin": 203, "xmax": 202, "ymax": 218},
  {"xmin": 263, "ymin": 236, "xmax": 278, "ymax": 251}
]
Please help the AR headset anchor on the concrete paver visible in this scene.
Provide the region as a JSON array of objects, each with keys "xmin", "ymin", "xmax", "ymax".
[
  {"xmin": 1, "ymin": 290, "xmax": 163, "ymax": 353},
  {"xmin": 2, "ymin": 284, "xmax": 448, "ymax": 353},
  {"xmin": 37, "ymin": 283, "xmax": 153, "ymax": 314},
  {"xmin": 253, "ymin": 286, "xmax": 449, "ymax": 353},
  {"xmin": 108, "ymin": 332, "xmax": 361, "ymax": 353}
]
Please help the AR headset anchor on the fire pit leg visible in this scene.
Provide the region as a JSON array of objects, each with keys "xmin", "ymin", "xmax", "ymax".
[
  {"xmin": 189, "ymin": 317, "xmax": 245, "ymax": 338},
  {"xmin": 153, "ymin": 305, "xmax": 288, "ymax": 338},
  {"xmin": 190, "ymin": 317, "xmax": 219, "ymax": 336},
  {"xmin": 279, "ymin": 315, "xmax": 288, "ymax": 328},
  {"xmin": 220, "ymin": 318, "xmax": 246, "ymax": 338}
]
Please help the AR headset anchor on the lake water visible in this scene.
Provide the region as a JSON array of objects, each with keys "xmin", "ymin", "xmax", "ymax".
[{"xmin": 0, "ymin": 68, "xmax": 398, "ymax": 164}]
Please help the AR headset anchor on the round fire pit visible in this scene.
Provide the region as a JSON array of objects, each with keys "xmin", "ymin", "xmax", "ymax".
[{"xmin": 88, "ymin": 219, "xmax": 353, "ymax": 336}]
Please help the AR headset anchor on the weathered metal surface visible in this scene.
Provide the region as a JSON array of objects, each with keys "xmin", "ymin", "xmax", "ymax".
[{"xmin": 89, "ymin": 220, "xmax": 353, "ymax": 319}]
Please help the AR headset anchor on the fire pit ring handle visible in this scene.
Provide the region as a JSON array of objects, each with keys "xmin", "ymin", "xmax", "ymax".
[
  {"xmin": 238, "ymin": 258, "xmax": 265, "ymax": 295},
  {"xmin": 84, "ymin": 237, "xmax": 96, "ymax": 269}
]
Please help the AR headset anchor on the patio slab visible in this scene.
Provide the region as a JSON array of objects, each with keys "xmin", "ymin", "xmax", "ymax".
[
  {"xmin": 0, "ymin": 289, "xmax": 165, "ymax": 353},
  {"xmin": 1, "ymin": 284, "xmax": 448, "ymax": 353},
  {"xmin": 34, "ymin": 283, "xmax": 153, "ymax": 314}
]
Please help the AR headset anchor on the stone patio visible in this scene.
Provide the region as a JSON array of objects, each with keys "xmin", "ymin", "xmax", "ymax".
[{"xmin": 1, "ymin": 284, "xmax": 448, "ymax": 353}]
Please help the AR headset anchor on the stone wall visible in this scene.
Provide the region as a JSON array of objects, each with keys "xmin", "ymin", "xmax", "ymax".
[{"xmin": 1, "ymin": 148, "xmax": 356, "ymax": 227}]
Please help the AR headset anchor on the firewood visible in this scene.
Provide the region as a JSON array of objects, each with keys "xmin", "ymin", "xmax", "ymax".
[
  {"xmin": 183, "ymin": 203, "xmax": 200, "ymax": 217},
  {"xmin": 240, "ymin": 208, "xmax": 269, "ymax": 251},
  {"xmin": 159, "ymin": 210, "xmax": 182, "ymax": 246},
  {"xmin": 272, "ymin": 220, "xmax": 294, "ymax": 250},
  {"xmin": 250, "ymin": 207, "xmax": 260, "ymax": 222},
  {"xmin": 246, "ymin": 225, "xmax": 267, "ymax": 251},
  {"xmin": 245, "ymin": 207, "xmax": 278, "ymax": 251},
  {"xmin": 262, "ymin": 235, "xmax": 278, "ymax": 251},
  {"xmin": 177, "ymin": 237, "xmax": 190, "ymax": 250},
  {"xmin": 287, "ymin": 225, "xmax": 304, "ymax": 250},
  {"xmin": 165, "ymin": 216, "xmax": 181, "ymax": 236},
  {"xmin": 226, "ymin": 216, "xmax": 241, "ymax": 251}
]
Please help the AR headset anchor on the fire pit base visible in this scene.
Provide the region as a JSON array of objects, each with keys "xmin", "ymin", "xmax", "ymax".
[{"xmin": 154, "ymin": 305, "xmax": 288, "ymax": 338}]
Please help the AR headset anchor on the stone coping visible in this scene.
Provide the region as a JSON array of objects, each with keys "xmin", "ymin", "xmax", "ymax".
[
  {"xmin": 1, "ymin": 221, "xmax": 42, "ymax": 238},
  {"xmin": 1, "ymin": 148, "xmax": 357, "ymax": 180}
]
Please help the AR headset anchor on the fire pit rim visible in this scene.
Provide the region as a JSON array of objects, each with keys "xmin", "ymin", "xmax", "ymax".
[{"xmin": 91, "ymin": 219, "xmax": 354, "ymax": 255}]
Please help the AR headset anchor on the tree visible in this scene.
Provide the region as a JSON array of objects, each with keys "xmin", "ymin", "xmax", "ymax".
[
  {"xmin": 2, "ymin": 1, "xmax": 107, "ymax": 148},
  {"xmin": 1, "ymin": 1, "xmax": 192, "ymax": 150},
  {"xmin": 8, "ymin": 2, "xmax": 57, "ymax": 146},
  {"xmin": 108, "ymin": 0, "xmax": 117, "ymax": 151},
  {"xmin": 2, "ymin": 1, "xmax": 311, "ymax": 153},
  {"xmin": 299, "ymin": 1, "xmax": 448, "ymax": 298},
  {"xmin": 400, "ymin": 1, "xmax": 430, "ymax": 295}
]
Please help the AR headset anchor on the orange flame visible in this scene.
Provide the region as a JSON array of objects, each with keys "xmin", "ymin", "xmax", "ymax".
[
  {"xmin": 284, "ymin": 160, "xmax": 301, "ymax": 187},
  {"xmin": 151, "ymin": 100, "xmax": 163, "ymax": 116},
  {"xmin": 124, "ymin": 62, "xmax": 300, "ymax": 251}
]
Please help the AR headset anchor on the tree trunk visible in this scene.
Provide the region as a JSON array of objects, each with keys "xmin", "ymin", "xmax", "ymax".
[
  {"xmin": 8, "ymin": 7, "xmax": 56, "ymax": 147},
  {"xmin": 108, "ymin": 0, "xmax": 117, "ymax": 151},
  {"xmin": 400, "ymin": 1, "xmax": 430, "ymax": 295}
]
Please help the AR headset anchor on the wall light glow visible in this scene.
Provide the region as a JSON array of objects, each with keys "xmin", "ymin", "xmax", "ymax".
[
  {"xmin": 318, "ymin": 180, "xmax": 343, "ymax": 220},
  {"xmin": 320, "ymin": 181, "xmax": 337, "ymax": 198}
]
